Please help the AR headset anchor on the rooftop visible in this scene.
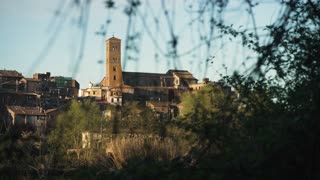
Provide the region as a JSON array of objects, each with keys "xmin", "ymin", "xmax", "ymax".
[
  {"xmin": 172, "ymin": 71, "xmax": 197, "ymax": 80},
  {"xmin": 6, "ymin": 106, "xmax": 57, "ymax": 116},
  {"xmin": 22, "ymin": 78, "xmax": 40, "ymax": 82},
  {"xmin": 0, "ymin": 70, "xmax": 23, "ymax": 78}
]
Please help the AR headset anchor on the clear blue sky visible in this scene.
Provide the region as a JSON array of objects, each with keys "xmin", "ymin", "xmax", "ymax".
[{"xmin": 0, "ymin": 0, "xmax": 281, "ymax": 88}]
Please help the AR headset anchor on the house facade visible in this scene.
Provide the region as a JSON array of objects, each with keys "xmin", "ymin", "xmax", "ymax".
[
  {"xmin": 0, "ymin": 70, "xmax": 23, "ymax": 92},
  {"xmin": 6, "ymin": 106, "xmax": 58, "ymax": 135}
]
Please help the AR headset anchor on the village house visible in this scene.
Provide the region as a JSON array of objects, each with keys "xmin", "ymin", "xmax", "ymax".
[
  {"xmin": 19, "ymin": 77, "xmax": 40, "ymax": 93},
  {"xmin": 6, "ymin": 106, "xmax": 59, "ymax": 135},
  {"xmin": 0, "ymin": 70, "xmax": 80, "ymax": 133},
  {"xmin": 0, "ymin": 69, "xmax": 23, "ymax": 92}
]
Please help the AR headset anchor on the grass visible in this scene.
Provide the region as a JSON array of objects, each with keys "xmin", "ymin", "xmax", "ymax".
[{"xmin": 103, "ymin": 135, "xmax": 186, "ymax": 169}]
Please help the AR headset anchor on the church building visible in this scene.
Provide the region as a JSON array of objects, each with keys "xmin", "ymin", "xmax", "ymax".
[{"xmin": 80, "ymin": 37, "xmax": 208, "ymax": 106}]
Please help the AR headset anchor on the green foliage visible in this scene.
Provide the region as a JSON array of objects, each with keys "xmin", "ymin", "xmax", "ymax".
[
  {"xmin": 0, "ymin": 130, "xmax": 41, "ymax": 178},
  {"xmin": 178, "ymin": 84, "xmax": 238, "ymax": 144},
  {"xmin": 115, "ymin": 101, "xmax": 162, "ymax": 135},
  {"xmin": 174, "ymin": 3, "xmax": 320, "ymax": 178},
  {"xmin": 47, "ymin": 100, "xmax": 102, "ymax": 160}
]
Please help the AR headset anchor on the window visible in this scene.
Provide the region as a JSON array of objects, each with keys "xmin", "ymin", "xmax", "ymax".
[
  {"xmin": 114, "ymin": 76, "xmax": 116, "ymax": 80},
  {"xmin": 113, "ymin": 66, "xmax": 116, "ymax": 71},
  {"xmin": 112, "ymin": 46, "xmax": 117, "ymax": 51},
  {"xmin": 93, "ymin": 91, "xmax": 96, "ymax": 95}
]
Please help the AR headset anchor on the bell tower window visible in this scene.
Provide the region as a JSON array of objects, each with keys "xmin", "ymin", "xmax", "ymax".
[{"xmin": 114, "ymin": 76, "xmax": 116, "ymax": 80}]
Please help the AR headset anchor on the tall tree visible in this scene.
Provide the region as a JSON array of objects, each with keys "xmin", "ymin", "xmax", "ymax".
[{"xmin": 47, "ymin": 100, "xmax": 102, "ymax": 163}]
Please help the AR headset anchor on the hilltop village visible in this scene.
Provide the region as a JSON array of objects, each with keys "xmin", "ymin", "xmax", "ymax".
[{"xmin": 0, "ymin": 36, "xmax": 230, "ymax": 136}]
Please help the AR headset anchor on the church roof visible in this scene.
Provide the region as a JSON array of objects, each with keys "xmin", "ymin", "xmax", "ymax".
[
  {"xmin": 107, "ymin": 36, "xmax": 121, "ymax": 41},
  {"xmin": 100, "ymin": 69, "xmax": 198, "ymax": 88},
  {"xmin": 123, "ymin": 71, "xmax": 165, "ymax": 77},
  {"xmin": 173, "ymin": 72, "xmax": 197, "ymax": 80},
  {"xmin": 166, "ymin": 70, "xmax": 197, "ymax": 80},
  {"xmin": 123, "ymin": 71, "xmax": 165, "ymax": 87},
  {"xmin": 166, "ymin": 69, "xmax": 189, "ymax": 73}
]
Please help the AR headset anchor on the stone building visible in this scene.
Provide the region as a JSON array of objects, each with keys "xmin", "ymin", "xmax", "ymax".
[
  {"xmin": 19, "ymin": 78, "xmax": 40, "ymax": 93},
  {"xmin": 80, "ymin": 36, "xmax": 208, "ymax": 112},
  {"xmin": 0, "ymin": 70, "xmax": 23, "ymax": 92},
  {"xmin": 31, "ymin": 72, "xmax": 80, "ymax": 98},
  {"xmin": 80, "ymin": 82, "xmax": 104, "ymax": 100},
  {"xmin": 33, "ymin": 72, "xmax": 51, "ymax": 81},
  {"xmin": 6, "ymin": 106, "xmax": 58, "ymax": 135}
]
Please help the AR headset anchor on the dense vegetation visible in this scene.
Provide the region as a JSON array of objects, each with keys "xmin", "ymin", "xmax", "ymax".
[{"xmin": 1, "ymin": 0, "xmax": 319, "ymax": 179}]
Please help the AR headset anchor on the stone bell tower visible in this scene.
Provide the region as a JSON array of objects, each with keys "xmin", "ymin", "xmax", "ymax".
[{"xmin": 105, "ymin": 37, "xmax": 123, "ymax": 88}]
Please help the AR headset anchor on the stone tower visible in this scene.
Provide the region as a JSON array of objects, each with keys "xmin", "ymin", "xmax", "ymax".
[{"xmin": 105, "ymin": 37, "xmax": 123, "ymax": 88}]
